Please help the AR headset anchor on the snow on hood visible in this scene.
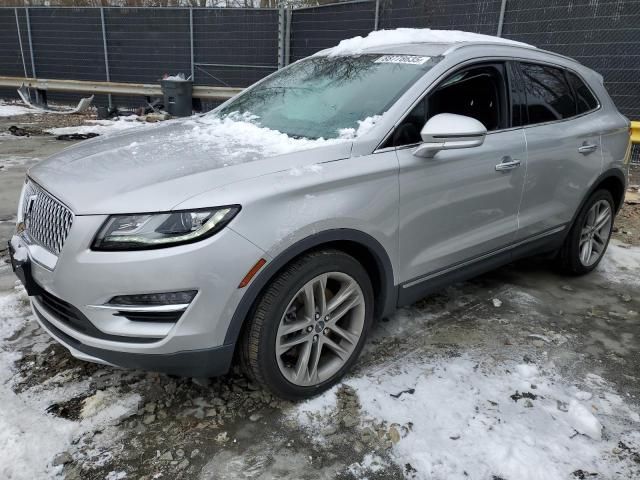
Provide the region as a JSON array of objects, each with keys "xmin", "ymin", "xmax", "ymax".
[
  {"xmin": 182, "ymin": 112, "xmax": 346, "ymax": 162},
  {"xmin": 29, "ymin": 114, "xmax": 354, "ymax": 214},
  {"xmin": 318, "ymin": 28, "xmax": 532, "ymax": 57}
]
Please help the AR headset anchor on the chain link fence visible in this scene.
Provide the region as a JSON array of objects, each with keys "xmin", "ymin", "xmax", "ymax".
[{"xmin": 0, "ymin": 1, "xmax": 639, "ymax": 118}]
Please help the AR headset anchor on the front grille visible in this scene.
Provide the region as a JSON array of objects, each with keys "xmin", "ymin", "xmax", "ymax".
[{"xmin": 22, "ymin": 181, "xmax": 73, "ymax": 256}]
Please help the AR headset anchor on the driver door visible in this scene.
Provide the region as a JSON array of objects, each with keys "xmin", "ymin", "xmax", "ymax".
[{"xmin": 394, "ymin": 62, "xmax": 527, "ymax": 295}]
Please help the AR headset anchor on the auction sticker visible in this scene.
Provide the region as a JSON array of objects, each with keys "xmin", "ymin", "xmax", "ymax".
[{"xmin": 374, "ymin": 55, "xmax": 431, "ymax": 65}]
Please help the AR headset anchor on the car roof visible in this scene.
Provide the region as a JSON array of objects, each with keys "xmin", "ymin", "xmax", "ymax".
[
  {"xmin": 314, "ymin": 27, "xmax": 580, "ymax": 67},
  {"xmin": 356, "ymin": 41, "xmax": 577, "ymax": 65}
]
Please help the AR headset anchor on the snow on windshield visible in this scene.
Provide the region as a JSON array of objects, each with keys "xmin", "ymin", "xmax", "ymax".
[
  {"xmin": 318, "ymin": 28, "xmax": 531, "ymax": 57},
  {"xmin": 185, "ymin": 113, "xmax": 342, "ymax": 158},
  {"xmin": 184, "ymin": 112, "xmax": 381, "ymax": 161}
]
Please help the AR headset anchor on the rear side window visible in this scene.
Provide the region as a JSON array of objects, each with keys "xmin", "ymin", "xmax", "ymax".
[
  {"xmin": 519, "ymin": 63, "xmax": 577, "ymax": 124},
  {"xmin": 567, "ymin": 71, "xmax": 599, "ymax": 114}
]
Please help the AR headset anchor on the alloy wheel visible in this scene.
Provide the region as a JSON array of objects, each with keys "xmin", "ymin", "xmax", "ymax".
[
  {"xmin": 579, "ymin": 199, "xmax": 612, "ymax": 267},
  {"xmin": 275, "ymin": 272, "xmax": 365, "ymax": 386}
]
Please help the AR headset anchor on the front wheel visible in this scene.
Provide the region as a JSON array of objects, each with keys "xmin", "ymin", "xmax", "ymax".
[
  {"xmin": 559, "ymin": 189, "xmax": 615, "ymax": 275},
  {"xmin": 239, "ymin": 249, "xmax": 374, "ymax": 400}
]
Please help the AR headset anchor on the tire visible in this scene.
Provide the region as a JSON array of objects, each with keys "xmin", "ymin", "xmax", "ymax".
[
  {"xmin": 239, "ymin": 249, "xmax": 374, "ymax": 400},
  {"xmin": 558, "ymin": 189, "xmax": 615, "ymax": 275}
]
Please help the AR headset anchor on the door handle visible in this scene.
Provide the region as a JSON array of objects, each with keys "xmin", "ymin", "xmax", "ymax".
[
  {"xmin": 578, "ymin": 144, "xmax": 598, "ymax": 155},
  {"xmin": 495, "ymin": 158, "xmax": 521, "ymax": 172}
]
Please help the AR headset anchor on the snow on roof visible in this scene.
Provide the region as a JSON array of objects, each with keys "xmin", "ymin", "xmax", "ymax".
[{"xmin": 318, "ymin": 28, "xmax": 532, "ymax": 57}]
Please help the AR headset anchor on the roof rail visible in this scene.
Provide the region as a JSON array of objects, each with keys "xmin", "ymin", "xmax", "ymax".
[{"xmin": 444, "ymin": 42, "xmax": 579, "ymax": 64}]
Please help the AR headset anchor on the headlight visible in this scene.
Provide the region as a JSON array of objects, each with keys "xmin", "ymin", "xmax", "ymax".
[{"xmin": 92, "ymin": 206, "xmax": 241, "ymax": 251}]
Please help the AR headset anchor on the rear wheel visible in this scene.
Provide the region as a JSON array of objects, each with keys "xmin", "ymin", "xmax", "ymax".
[
  {"xmin": 240, "ymin": 249, "xmax": 374, "ymax": 400},
  {"xmin": 559, "ymin": 189, "xmax": 615, "ymax": 275}
]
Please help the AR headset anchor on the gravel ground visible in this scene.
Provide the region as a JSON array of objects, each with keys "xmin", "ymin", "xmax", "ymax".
[{"xmin": 1, "ymin": 108, "xmax": 639, "ymax": 480}]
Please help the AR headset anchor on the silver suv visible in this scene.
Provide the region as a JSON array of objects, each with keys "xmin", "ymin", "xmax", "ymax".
[{"xmin": 9, "ymin": 34, "xmax": 631, "ymax": 399}]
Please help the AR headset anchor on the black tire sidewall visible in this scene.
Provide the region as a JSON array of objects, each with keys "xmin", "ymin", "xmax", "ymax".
[
  {"xmin": 563, "ymin": 189, "xmax": 615, "ymax": 275},
  {"xmin": 255, "ymin": 251, "xmax": 374, "ymax": 400}
]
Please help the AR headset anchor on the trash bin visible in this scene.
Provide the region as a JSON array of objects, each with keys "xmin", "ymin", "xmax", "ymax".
[{"xmin": 161, "ymin": 78, "xmax": 193, "ymax": 117}]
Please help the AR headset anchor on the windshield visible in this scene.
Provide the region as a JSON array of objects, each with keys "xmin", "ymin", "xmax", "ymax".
[{"xmin": 215, "ymin": 54, "xmax": 440, "ymax": 139}]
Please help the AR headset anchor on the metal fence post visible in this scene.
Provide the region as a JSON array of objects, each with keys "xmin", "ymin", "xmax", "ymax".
[
  {"xmin": 14, "ymin": 8, "xmax": 28, "ymax": 78},
  {"xmin": 374, "ymin": 0, "xmax": 380, "ymax": 31},
  {"xmin": 285, "ymin": 8, "xmax": 291, "ymax": 66},
  {"xmin": 25, "ymin": 8, "xmax": 36, "ymax": 79},
  {"xmin": 100, "ymin": 8, "xmax": 112, "ymax": 109},
  {"xmin": 497, "ymin": 0, "xmax": 508, "ymax": 37},
  {"xmin": 278, "ymin": 6, "xmax": 285, "ymax": 69},
  {"xmin": 189, "ymin": 8, "xmax": 195, "ymax": 81}
]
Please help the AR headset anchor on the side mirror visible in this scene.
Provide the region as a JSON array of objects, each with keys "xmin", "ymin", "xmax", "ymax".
[{"xmin": 413, "ymin": 113, "xmax": 487, "ymax": 158}]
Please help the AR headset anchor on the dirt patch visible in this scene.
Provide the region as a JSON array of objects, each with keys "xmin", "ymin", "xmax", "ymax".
[{"xmin": 2, "ymin": 109, "xmax": 95, "ymax": 135}]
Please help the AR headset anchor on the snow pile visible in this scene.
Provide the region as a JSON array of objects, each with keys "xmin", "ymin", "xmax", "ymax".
[
  {"xmin": 185, "ymin": 113, "xmax": 345, "ymax": 160},
  {"xmin": 0, "ymin": 373, "xmax": 75, "ymax": 480},
  {"xmin": 0, "ymin": 101, "xmax": 34, "ymax": 117},
  {"xmin": 45, "ymin": 116, "xmax": 148, "ymax": 137},
  {"xmin": 0, "ymin": 290, "xmax": 29, "ymax": 340},
  {"xmin": 337, "ymin": 114, "xmax": 383, "ymax": 139},
  {"xmin": 318, "ymin": 28, "xmax": 531, "ymax": 57},
  {"xmin": 0, "ymin": 286, "xmax": 141, "ymax": 480},
  {"xmin": 599, "ymin": 241, "xmax": 640, "ymax": 286},
  {"xmin": 295, "ymin": 355, "xmax": 639, "ymax": 479},
  {"xmin": 163, "ymin": 73, "xmax": 189, "ymax": 81}
]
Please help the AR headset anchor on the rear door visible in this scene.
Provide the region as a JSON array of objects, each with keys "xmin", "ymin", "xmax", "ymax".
[
  {"xmin": 394, "ymin": 62, "xmax": 527, "ymax": 284},
  {"xmin": 514, "ymin": 61, "xmax": 603, "ymax": 240}
]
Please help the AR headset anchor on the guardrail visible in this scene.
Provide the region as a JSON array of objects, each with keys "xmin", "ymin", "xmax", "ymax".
[
  {"xmin": 632, "ymin": 121, "xmax": 640, "ymax": 144},
  {"xmin": 0, "ymin": 76, "xmax": 243, "ymax": 101}
]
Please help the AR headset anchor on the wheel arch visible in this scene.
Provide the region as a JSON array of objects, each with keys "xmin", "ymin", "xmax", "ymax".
[
  {"xmin": 572, "ymin": 168, "xmax": 626, "ymax": 227},
  {"xmin": 595, "ymin": 171, "xmax": 626, "ymax": 213},
  {"xmin": 223, "ymin": 229, "xmax": 397, "ymax": 346}
]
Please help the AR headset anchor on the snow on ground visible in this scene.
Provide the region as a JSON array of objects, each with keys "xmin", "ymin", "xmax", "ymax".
[
  {"xmin": 0, "ymin": 102, "xmax": 35, "ymax": 117},
  {"xmin": 45, "ymin": 116, "xmax": 148, "ymax": 137},
  {"xmin": 0, "ymin": 285, "xmax": 141, "ymax": 480},
  {"xmin": 317, "ymin": 28, "xmax": 531, "ymax": 57},
  {"xmin": 295, "ymin": 353, "xmax": 640, "ymax": 480},
  {"xmin": 599, "ymin": 240, "xmax": 640, "ymax": 286}
]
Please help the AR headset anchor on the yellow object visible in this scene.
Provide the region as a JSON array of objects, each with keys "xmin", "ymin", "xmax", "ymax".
[{"xmin": 632, "ymin": 121, "xmax": 640, "ymax": 144}]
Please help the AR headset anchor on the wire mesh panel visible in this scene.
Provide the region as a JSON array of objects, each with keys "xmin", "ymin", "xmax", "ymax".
[
  {"xmin": 0, "ymin": 8, "xmax": 29, "ymax": 100},
  {"xmin": 0, "ymin": 8, "xmax": 28, "ymax": 78},
  {"xmin": 289, "ymin": 1, "xmax": 377, "ymax": 62},
  {"xmin": 105, "ymin": 8, "xmax": 191, "ymax": 84},
  {"xmin": 28, "ymin": 8, "xmax": 105, "ymax": 82},
  {"xmin": 632, "ymin": 143, "xmax": 640, "ymax": 165},
  {"xmin": 379, "ymin": 0, "xmax": 503, "ymax": 34},
  {"xmin": 501, "ymin": 0, "xmax": 640, "ymax": 119},
  {"xmin": 193, "ymin": 8, "xmax": 279, "ymax": 88}
]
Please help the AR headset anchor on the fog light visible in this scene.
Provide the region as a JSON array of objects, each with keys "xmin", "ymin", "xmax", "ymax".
[{"xmin": 107, "ymin": 290, "xmax": 197, "ymax": 306}]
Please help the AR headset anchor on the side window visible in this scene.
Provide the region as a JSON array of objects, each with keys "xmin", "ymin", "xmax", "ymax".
[
  {"xmin": 567, "ymin": 71, "xmax": 599, "ymax": 114},
  {"xmin": 390, "ymin": 98, "xmax": 426, "ymax": 147},
  {"xmin": 508, "ymin": 62, "xmax": 526, "ymax": 127},
  {"xmin": 390, "ymin": 63, "xmax": 508, "ymax": 147},
  {"xmin": 519, "ymin": 62, "xmax": 577, "ymax": 124}
]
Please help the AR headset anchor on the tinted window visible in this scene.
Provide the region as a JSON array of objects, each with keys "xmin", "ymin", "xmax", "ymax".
[
  {"xmin": 520, "ymin": 63, "xmax": 576, "ymax": 124},
  {"xmin": 390, "ymin": 63, "xmax": 507, "ymax": 147},
  {"xmin": 509, "ymin": 62, "xmax": 526, "ymax": 127},
  {"xmin": 427, "ymin": 64, "xmax": 507, "ymax": 131},
  {"xmin": 567, "ymin": 71, "xmax": 599, "ymax": 114}
]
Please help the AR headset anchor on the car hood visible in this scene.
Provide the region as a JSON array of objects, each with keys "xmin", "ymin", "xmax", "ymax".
[{"xmin": 29, "ymin": 118, "xmax": 352, "ymax": 215}]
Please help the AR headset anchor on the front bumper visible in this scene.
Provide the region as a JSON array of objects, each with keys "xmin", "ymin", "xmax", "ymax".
[
  {"xmin": 33, "ymin": 304, "xmax": 234, "ymax": 376},
  {"xmin": 9, "ymin": 218, "xmax": 266, "ymax": 376}
]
